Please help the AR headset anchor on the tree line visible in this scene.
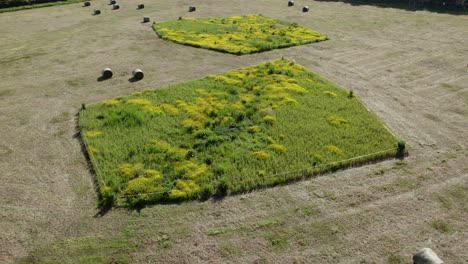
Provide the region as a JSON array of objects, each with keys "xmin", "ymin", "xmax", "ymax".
[{"xmin": 0, "ymin": 0, "xmax": 66, "ymax": 9}]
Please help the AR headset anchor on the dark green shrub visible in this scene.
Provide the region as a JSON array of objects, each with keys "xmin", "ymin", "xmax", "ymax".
[
  {"xmin": 215, "ymin": 178, "xmax": 229, "ymax": 197},
  {"xmin": 185, "ymin": 150, "xmax": 195, "ymax": 159},
  {"xmin": 198, "ymin": 184, "xmax": 214, "ymax": 200},
  {"xmin": 396, "ymin": 140, "xmax": 406, "ymax": 158},
  {"xmin": 99, "ymin": 186, "xmax": 115, "ymax": 207},
  {"xmin": 204, "ymin": 155, "xmax": 214, "ymax": 165}
]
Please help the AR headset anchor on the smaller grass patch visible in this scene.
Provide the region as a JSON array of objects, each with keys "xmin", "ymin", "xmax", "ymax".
[
  {"xmin": 396, "ymin": 178, "xmax": 417, "ymax": 190},
  {"xmin": 0, "ymin": 89, "xmax": 14, "ymax": 97},
  {"xmin": 207, "ymin": 227, "xmax": 228, "ymax": 236},
  {"xmin": 386, "ymin": 253, "xmax": 409, "ymax": 264},
  {"xmin": 256, "ymin": 219, "xmax": 281, "ymax": 228},
  {"xmin": 430, "ymin": 219, "xmax": 454, "ymax": 233},
  {"xmin": 153, "ymin": 14, "xmax": 327, "ymax": 54},
  {"xmin": 440, "ymin": 83, "xmax": 462, "ymax": 92},
  {"xmin": 158, "ymin": 235, "xmax": 173, "ymax": 249},
  {"xmin": 294, "ymin": 205, "xmax": 320, "ymax": 216},
  {"xmin": 0, "ymin": 144, "xmax": 13, "ymax": 157},
  {"xmin": 218, "ymin": 242, "xmax": 242, "ymax": 258},
  {"xmin": 50, "ymin": 111, "xmax": 70, "ymax": 124},
  {"xmin": 266, "ymin": 233, "xmax": 289, "ymax": 249}
]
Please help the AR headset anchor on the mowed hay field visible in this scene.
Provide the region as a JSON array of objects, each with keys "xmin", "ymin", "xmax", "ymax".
[{"xmin": 0, "ymin": 0, "xmax": 467, "ymax": 263}]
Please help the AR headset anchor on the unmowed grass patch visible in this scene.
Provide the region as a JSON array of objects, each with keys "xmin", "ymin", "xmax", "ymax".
[
  {"xmin": 153, "ymin": 14, "xmax": 327, "ymax": 55},
  {"xmin": 79, "ymin": 59, "xmax": 398, "ymax": 207}
]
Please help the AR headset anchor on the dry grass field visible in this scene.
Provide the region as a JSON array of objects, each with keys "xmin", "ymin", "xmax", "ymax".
[{"xmin": 0, "ymin": 0, "xmax": 467, "ymax": 263}]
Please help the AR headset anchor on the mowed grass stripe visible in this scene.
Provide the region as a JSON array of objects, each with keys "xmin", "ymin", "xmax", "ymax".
[{"xmin": 79, "ymin": 59, "xmax": 398, "ymax": 207}]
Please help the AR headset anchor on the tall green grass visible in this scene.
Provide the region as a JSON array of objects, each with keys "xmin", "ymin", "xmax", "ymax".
[{"xmin": 79, "ymin": 59, "xmax": 399, "ymax": 207}]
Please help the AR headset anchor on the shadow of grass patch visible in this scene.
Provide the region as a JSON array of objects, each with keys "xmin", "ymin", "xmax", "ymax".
[
  {"xmin": 66, "ymin": 79, "xmax": 87, "ymax": 87},
  {"xmin": 256, "ymin": 218, "xmax": 283, "ymax": 228}
]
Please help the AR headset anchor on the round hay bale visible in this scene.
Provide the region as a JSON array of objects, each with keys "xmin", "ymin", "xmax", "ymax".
[
  {"xmin": 413, "ymin": 248, "xmax": 444, "ymax": 264},
  {"xmin": 137, "ymin": 4, "xmax": 144, "ymax": 9},
  {"xmin": 302, "ymin": 6, "xmax": 309, "ymax": 12},
  {"xmin": 132, "ymin": 69, "xmax": 144, "ymax": 80},
  {"xmin": 94, "ymin": 9, "xmax": 101, "ymax": 15},
  {"xmin": 188, "ymin": 5, "xmax": 196, "ymax": 12},
  {"xmin": 288, "ymin": 0, "xmax": 294, "ymax": 7},
  {"xmin": 83, "ymin": 1, "xmax": 91, "ymax": 7},
  {"xmin": 109, "ymin": 0, "xmax": 116, "ymax": 5},
  {"xmin": 102, "ymin": 68, "xmax": 113, "ymax": 79},
  {"xmin": 143, "ymin": 16, "xmax": 150, "ymax": 23},
  {"xmin": 113, "ymin": 4, "xmax": 119, "ymax": 9}
]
